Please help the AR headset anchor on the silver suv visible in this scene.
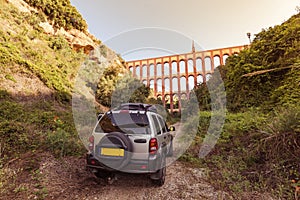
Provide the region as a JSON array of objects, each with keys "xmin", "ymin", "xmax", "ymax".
[{"xmin": 86, "ymin": 103, "xmax": 174, "ymax": 186}]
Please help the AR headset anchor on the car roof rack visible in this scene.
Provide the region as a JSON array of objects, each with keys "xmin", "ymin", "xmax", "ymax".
[{"xmin": 114, "ymin": 103, "xmax": 157, "ymax": 113}]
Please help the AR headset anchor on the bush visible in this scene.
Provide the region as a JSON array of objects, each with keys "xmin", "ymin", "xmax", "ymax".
[
  {"xmin": 181, "ymin": 105, "xmax": 299, "ymax": 199},
  {"xmin": 23, "ymin": 0, "xmax": 88, "ymax": 31}
]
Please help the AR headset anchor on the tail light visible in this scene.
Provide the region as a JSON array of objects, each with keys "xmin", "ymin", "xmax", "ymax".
[
  {"xmin": 149, "ymin": 138, "xmax": 158, "ymax": 155},
  {"xmin": 88, "ymin": 136, "xmax": 94, "ymax": 151}
]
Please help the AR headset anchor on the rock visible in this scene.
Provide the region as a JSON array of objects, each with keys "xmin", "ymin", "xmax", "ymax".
[
  {"xmin": 7, "ymin": 0, "xmax": 99, "ymax": 55},
  {"xmin": 7, "ymin": 0, "xmax": 36, "ymax": 13}
]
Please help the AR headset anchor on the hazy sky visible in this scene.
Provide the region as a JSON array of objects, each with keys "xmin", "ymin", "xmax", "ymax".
[{"xmin": 70, "ymin": 0, "xmax": 299, "ymax": 61}]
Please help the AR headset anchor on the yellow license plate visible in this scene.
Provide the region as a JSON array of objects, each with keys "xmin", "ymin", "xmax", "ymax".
[{"xmin": 101, "ymin": 148, "xmax": 124, "ymax": 157}]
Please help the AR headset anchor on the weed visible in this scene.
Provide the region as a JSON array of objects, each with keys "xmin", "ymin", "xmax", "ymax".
[{"xmin": 181, "ymin": 105, "xmax": 299, "ymax": 199}]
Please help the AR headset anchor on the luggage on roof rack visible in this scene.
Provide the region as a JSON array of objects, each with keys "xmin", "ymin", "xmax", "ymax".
[{"xmin": 114, "ymin": 103, "xmax": 157, "ymax": 113}]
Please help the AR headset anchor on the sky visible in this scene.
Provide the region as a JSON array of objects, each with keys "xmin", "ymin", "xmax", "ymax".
[{"xmin": 70, "ymin": 0, "xmax": 299, "ymax": 61}]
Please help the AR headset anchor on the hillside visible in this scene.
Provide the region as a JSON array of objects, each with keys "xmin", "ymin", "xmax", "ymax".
[
  {"xmin": 187, "ymin": 10, "xmax": 300, "ymax": 199},
  {"xmin": 0, "ymin": 0, "xmax": 126, "ymax": 198}
]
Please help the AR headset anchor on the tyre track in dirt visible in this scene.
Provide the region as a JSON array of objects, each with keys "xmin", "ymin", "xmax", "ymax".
[
  {"xmin": 36, "ymin": 122, "xmax": 229, "ymax": 200},
  {"xmin": 38, "ymin": 154, "xmax": 228, "ymax": 200}
]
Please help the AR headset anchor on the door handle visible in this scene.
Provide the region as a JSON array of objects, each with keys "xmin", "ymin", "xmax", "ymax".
[{"xmin": 134, "ymin": 139, "xmax": 147, "ymax": 143}]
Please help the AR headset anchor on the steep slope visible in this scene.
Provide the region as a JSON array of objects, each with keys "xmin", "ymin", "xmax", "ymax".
[
  {"xmin": 0, "ymin": 0, "xmax": 129, "ymax": 198},
  {"xmin": 0, "ymin": 0, "xmax": 123, "ymax": 168},
  {"xmin": 189, "ymin": 10, "xmax": 300, "ymax": 199}
]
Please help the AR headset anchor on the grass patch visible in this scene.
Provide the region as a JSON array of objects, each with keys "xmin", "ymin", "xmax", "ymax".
[{"xmin": 181, "ymin": 105, "xmax": 300, "ymax": 199}]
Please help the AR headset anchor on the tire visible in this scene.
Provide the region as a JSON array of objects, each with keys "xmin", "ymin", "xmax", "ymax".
[
  {"xmin": 151, "ymin": 155, "xmax": 166, "ymax": 186},
  {"xmin": 94, "ymin": 170, "xmax": 110, "ymax": 179},
  {"xmin": 96, "ymin": 132, "xmax": 133, "ymax": 170}
]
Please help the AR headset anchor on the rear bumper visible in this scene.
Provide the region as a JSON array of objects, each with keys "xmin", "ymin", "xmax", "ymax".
[{"xmin": 86, "ymin": 153, "xmax": 160, "ymax": 174}]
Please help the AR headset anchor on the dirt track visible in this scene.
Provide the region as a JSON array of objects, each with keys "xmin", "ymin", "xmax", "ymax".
[
  {"xmin": 1, "ymin": 122, "xmax": 274, "ymax": 200},
  {"xmin": 36, "ymin": 154, "xmax": 228, "ymax": 200}
]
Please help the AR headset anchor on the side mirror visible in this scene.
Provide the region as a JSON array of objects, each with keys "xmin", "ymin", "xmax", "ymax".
[
  {"xmin": 169, "ymin": 126, "xmax": 175, "ymax": 131},
  {"xmin": 97, "ymin": 113, "xmax": 103, "ymax": 121}
]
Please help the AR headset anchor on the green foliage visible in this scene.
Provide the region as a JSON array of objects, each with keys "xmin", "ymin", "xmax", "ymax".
[
  {"xmin": 0, "ymin": 0, "xmax": 88, "ymax": 161},
  {"xmin": 112, "ymin": 74, "xmax": 150, "ymax": 107},
  {"xmin": 0, "ymin": 1, "xmax": 86, "ymax": 98},
  {"xmin": 48, "ymin": 36, "xmax": 70, "ymax": 50},
  {"xmin": 23, "ymin": 0, "xmax": 88, "ymax": 31},
  {"xmin": 96, "ymin": 63, "xmax": 151, "ymax": 108},
  {"xmin": 188, "ymin": 13, "xmax": 300, "ymax": 197},
  {"xmin": 193, "ymin": 13, "xmax": 300, "ymax": 112},
  {"xmin": 96, "ymin": 63, "xmax": 125, "ymax": 107},
  {"xmin": 44, "ymin": 115, "xmax": 85, "ymax": 157},
  {"xmin": 193, "ymin": 83, "xmax": 211, "ymax": 111},
  {"xmin": 182, "ymin": 104, "xmax": 299, "ymax": 198},
  {"xmin": 0, "ymin": 96, "xmax": 86, "ymax": 160}
]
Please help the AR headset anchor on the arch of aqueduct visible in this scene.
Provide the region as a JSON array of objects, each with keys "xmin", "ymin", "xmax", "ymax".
[{"xmin": 125, "ymin": 45, "xmax": 247, "ymax": 113}]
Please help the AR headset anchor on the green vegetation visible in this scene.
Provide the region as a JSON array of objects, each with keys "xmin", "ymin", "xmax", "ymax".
[
  {"xmin": 23, "ymin": 0, "xmax": 88, "ymax": 31},
  {"xmin": 0, "ymin": 0, "xmax": 86, "ymax": 100},
  {"xmin": 185, "ymin": 10, "xmax": 300, "ymax": 199},
  {"xmin": 0, "ymin": 0, "xmax": 89, "ymax": 161},
  {"xmin": 0, "ymin": 1, "xmax": 99, "ymax": 197},
  {"xmin": 96, "ymin": 63, "xmax": 153, "ymax": 108},
  {"xmin": 0, "ymin": 0, "xmax": 85, "ymax": 161},
  {"xmin": 195, "ymin": 12, "xmax": 300, "ymax": 112}
]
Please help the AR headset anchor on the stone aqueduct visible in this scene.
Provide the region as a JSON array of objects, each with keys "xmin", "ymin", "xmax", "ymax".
[{"xmin": 125, "ymin": 45, "xmax": 247, "ymax": 113}]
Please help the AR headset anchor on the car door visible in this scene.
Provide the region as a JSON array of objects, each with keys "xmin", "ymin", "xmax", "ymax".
[
  {"xmin": 157, "ymin": 115, "xmax": 171, "ymax": 154},
  {"xmin": 149, "ymin": 113, "xmax": 166, "ymax": 154}
]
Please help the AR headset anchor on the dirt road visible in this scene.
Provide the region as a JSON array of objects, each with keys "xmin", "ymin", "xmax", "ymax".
[{"xmin": 36, "ymin": 154, "xmax": 228, "ymax": 200}]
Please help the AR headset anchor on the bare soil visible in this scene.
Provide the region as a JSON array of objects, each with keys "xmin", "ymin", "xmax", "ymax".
[{"xmin": 2, "ymin": 152, "xmax": 232, "ymax": 200}]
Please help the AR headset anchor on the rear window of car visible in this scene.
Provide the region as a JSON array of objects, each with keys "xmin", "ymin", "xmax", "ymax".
[{"xmin": 95, "ymin": 112, "xmax": 150, "ymax": 134}]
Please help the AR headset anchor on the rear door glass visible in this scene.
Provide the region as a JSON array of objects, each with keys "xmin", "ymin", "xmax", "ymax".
[
  {"xmin": 95, "ymin": 112, "xmax": 150, "ymax": 134},
  {"xmin": 150, "ymin": 114, "xmax": 162, "ymax": 135}
]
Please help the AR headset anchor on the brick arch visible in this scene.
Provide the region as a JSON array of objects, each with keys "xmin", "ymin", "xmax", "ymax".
[
  {"xmin": 142, "ymin": 64, "xmax": 147, "ymax": 78},
  {"xmin": 197, "ymin": 74, "xmax": 204, "ymax": 85},
  {"xmin": 142, "ymin": 79, "xmax": 147, "ymax": 85},
  {"xmin": 172, "ymin": 93, "xmax": 179, "ymax": 109},
  {"xmin": 172, "ymin": 77, "xmax": 178, "ymax": 92},
  {"xmin": 135, "ymin": 65, "xmax": 141, "ymax": 78},
  {"xmin": 222, "ymin": 54, "xmax": 229, "ymax": 64},
  {"xmin": 179, "ymin": 59, "xmax": 186, "ymax": 74},
  {"xmin": 187, "ymin": 58, "xmax": 194, "ymax": 73},
  {"xmin": 213, "ymin": 55, "xmax": 221, "ymax": 68},
  {"xmin": 188, "ymin": 75, "xmax": 195, "ymax": 90},
  {"xmin": 164, "ymin": 62, "xmax": 170, "ymax": 77},
  {"xmin": 180, "ymin": 76, "xmax": 187, "ymax": 92},
  {"xmin": 149, "ymin": 63, "xmax": 155, "ymax": 77},
  {"xmin": 196, "ymin": 57, "xmax": 203, "ymax": 72},
  {"xmin": 206, "ymin": 73, "xmax": 212, "ymax": 81},
  {"xmin": 125, "ymin": 45, "xmax": 247, "ymax": 113},
  {"xmin": 149, "ymin": 79, "xmax": 154, "ymax": 90},
  {"xmin": 181, "ymin": 93, "xmax": 187, "ymax": 100},
  {"xmin": 204, "ymin": 56, "xmax": 212, "ymax": 72},
  {"xmin": 164, "ymin": 78, "xmax": 170, "ymax": 92},
  {"xmin": 156, "ymin": 62, "xmax": 162, "ymax": 77},
  {"xmin": 164, "ymin": 94, "xmax": 171, "ymax": 109},
  {"xmin": 171, "ymin": 61, "xmax": 177, "ymax": 76},
  {"xmin": 157, "ymin": 78, "xmax": 162, "ymax": 92}
]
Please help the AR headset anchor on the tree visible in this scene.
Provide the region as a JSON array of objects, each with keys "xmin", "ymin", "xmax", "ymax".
[{"xmin": 96, "ymin": 63, "xmax": 151, "ymax": 108}]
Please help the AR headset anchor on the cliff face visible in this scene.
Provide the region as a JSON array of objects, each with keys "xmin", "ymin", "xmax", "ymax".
[
  {"xmin": 7, "ymin": 0, "xmax": 98, "ymax": 54},
  {"xmin": 0, "ymin": 0, "xmax": 124, "ymax": 102}
]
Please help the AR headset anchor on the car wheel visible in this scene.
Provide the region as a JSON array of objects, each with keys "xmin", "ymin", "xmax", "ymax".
[
  {"xmin": 151, "ymin": 155, "xmax": 166, "ymax": 186},
  {"xmin": 94, "ymin": 170, "xmax": 110, "ymax": 179}
]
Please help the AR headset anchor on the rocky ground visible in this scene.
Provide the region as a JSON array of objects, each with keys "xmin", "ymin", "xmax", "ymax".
[
  {"xmin": 1, "ymin": 152, "xmax": 230, "ymax": 200},
  {"xmin": 1, "ymin": 151, "xmax": 276, "ymax": 200}
]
